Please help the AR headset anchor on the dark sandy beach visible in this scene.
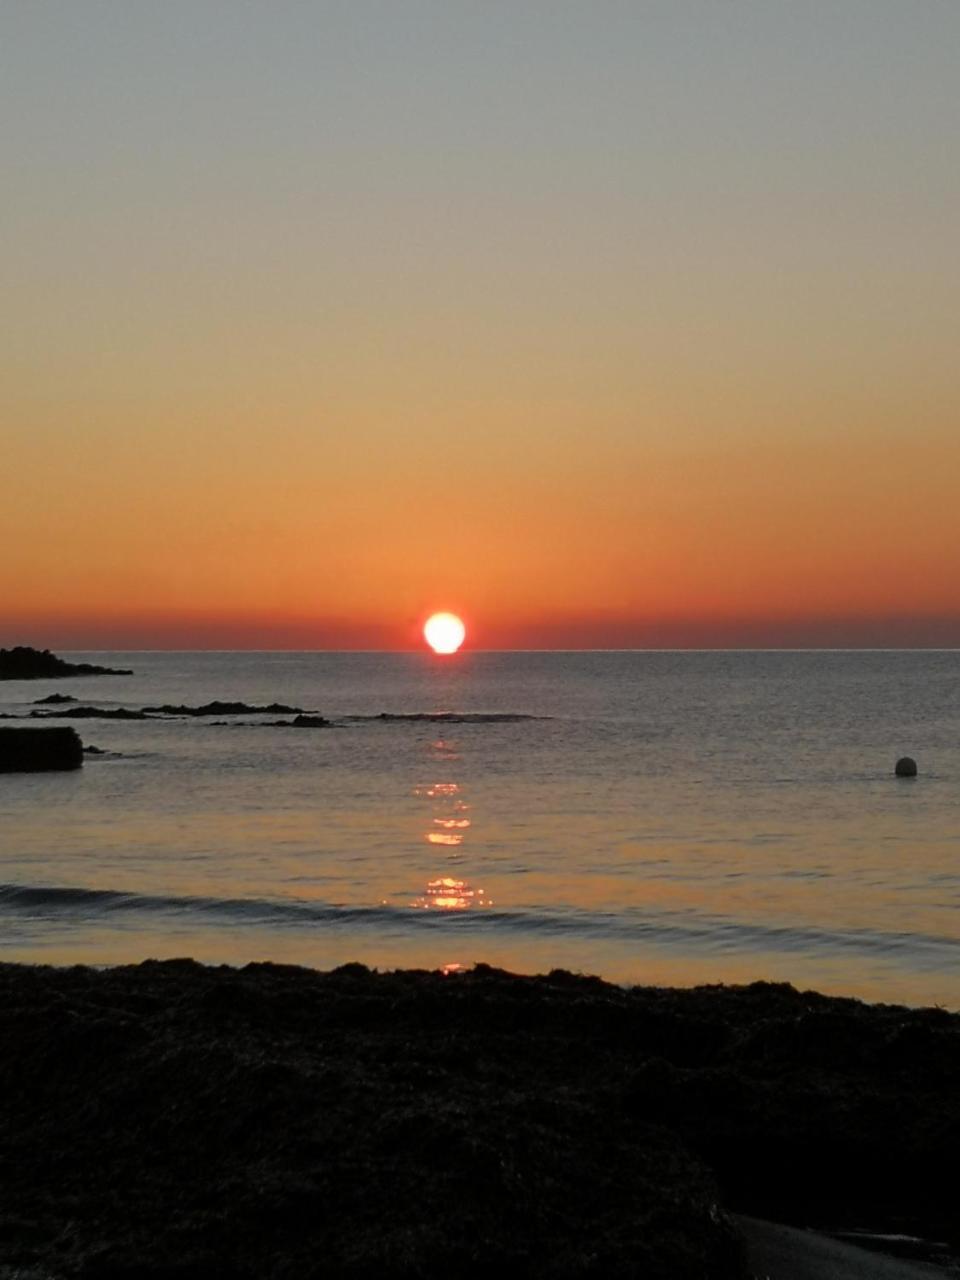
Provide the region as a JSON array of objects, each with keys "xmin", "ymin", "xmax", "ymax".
[{"xmin": 1, "ymin": 960, "xmax": 957, "ymax": 1279}]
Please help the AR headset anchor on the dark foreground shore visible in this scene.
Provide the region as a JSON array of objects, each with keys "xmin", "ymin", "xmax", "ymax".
[{"xmin": 1, "ymin": 961, "xmax": 957, "ymax": 1279}]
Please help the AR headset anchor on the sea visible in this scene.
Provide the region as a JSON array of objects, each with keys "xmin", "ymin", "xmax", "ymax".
[{"xmin": 1, "ymin": 650, "xmax": 958, "ymax": 1008}]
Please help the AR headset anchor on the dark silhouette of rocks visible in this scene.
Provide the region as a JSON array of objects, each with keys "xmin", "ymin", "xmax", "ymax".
[
  {"xmin": 16, "ymin": 703, "xmax": 538, "ymax": 728},
  {"xmin": 31, "ymin": 702, "xmax": 311, "ymax": 721},
  {"xmin": 33, "ymin": 692, "xmax": 78, "ymax": 704},
  {"xmin": 215, "ymin": 714, "xmax": 333, "ymax": 727},
  {"xmin": 0, "ymin": 962, "xmax": 956, "ymax": 1278},
  {"xmin": 83, "ymin": 744, "xmax": 107, "ymax": 755},
  {"xmin": 0, "ymin": 646, "xmax": 132, "ymax": 679},
  {"xmin": 369, "ymin": 711, "xmax": 542, "ymax": 722},
  {"xmin": 142, "ymin": 701, "xmax": 308, "ymax": 716},
  {"xmin": 264, "ymin": 713, "xmax": 331, "ymax": 727},
  {"xmin": 895, "ymin": 756, "xmax": 918, "ymax": 777},
  {"xmin": 210, "ymin": 714, "xmax": 331, "ymax": 727},
  {"xmin": 0, "ymin": 727, "xmax": 84, "ymax": 772},
  {"xmin": 33, "ymin": 706, "xmax": 150, "ymax": 720}
]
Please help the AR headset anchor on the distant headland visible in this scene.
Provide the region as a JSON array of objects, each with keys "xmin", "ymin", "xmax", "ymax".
[{"xmin": 0, "ymin": 646, "xmax": 132, "ymax": 680}]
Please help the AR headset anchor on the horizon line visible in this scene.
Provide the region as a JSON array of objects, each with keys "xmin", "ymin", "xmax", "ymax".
[{"xmin": 53, "ymin": 646, "xmax": 960, "ymax": 655}]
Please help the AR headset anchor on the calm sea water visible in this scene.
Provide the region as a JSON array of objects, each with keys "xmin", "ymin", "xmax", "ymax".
[{"xmin": 1, "ymin": 651, "xmax": 958, "ymax": 1007}]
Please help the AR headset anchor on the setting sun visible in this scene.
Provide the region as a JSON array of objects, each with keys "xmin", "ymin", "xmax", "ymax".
[{"xmin": 423, "ymin": 613, "xmax": 466, "ymax": 654}]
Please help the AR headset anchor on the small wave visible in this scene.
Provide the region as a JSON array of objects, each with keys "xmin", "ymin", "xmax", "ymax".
[
  {"xmin": 1, "ymin": 882, "xmax": 957, "ymax": 969},
  {"xmin": 0, "ymin": 883, "xmax": 385, "ymax": 926}
]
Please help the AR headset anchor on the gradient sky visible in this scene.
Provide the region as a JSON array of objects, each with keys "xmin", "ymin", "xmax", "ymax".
[{"xmin": 3, "ymin": 1, "xmax": 958, "ymax": 649}]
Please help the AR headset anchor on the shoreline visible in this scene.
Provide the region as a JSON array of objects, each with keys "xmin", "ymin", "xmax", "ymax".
[
  {"xmin": 2, "ymin": 959, "xmax": 957, "ymax": 1278},
  {"xmin": 3, "ymin": 649, "xmax": 958, "ymax": 1015}
]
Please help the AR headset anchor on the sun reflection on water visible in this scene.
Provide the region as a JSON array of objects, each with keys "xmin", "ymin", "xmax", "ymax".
[
  {"xmin": 411, "ymin": 735, "xmax": 492, "ymax": 915},
  {"xmin": 413, "ymin": 876, "xmax": 490, "ymax": 911},
  {"xmin": 416, "ymin": 782, "xmax": 461, "ymax": 799},
  {"xmin": 413, "ymin": 754, "xmax": 472, "ymax": 851}
]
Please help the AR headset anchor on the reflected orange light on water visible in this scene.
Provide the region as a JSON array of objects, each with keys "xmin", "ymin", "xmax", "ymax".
[
  {"xmin": 410, "ymin": 729, "xmax": 492, "ymax": 919},
  {"xmin": 415, "ymin": 782, "xmax": 461, "ymax": 799},
  {"xmin": 415, "ymin": 767, "xmax": 471, "ymax": 849},
  {"xmin": 413, "ymin": 877, "xmax": 491, "ymax": 911}
]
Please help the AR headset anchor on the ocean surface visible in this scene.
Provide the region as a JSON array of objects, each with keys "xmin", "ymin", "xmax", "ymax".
[{"xmin": 1, "ymin": 650, "xmax": 958, "ymax": 1008}]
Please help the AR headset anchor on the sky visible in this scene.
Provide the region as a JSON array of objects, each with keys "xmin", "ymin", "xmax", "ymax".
[{"xmin": 2, "ymin": 1, "xmax": 958, "ymax": 649}]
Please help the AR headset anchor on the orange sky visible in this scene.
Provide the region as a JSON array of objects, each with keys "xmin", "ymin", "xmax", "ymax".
[{"xmin": 3, "ymin": 4, "xmax": 959, "ymax": 649}]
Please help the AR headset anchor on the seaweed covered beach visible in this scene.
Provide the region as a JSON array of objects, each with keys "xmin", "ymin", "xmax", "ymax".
[{"xmin": 1, "ymin": 960, "xmax": 957, "ymax": 1278}]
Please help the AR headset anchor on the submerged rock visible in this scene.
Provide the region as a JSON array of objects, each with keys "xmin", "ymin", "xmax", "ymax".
[
  {"xmin": 895, "ymin": 756, "xmax": 918, "ymax": 777},
  {"xmin": 0, "ymin": 646, "xmax": 132, "ymax": 679},
  {"xmin": 264, "ymin": 713, "xmax": 331, "ymax": 728},
  {"xmin": 32, "ymin": 702, "xmax": 312, "ymax": 721},
  {"xmin": 32, "ymin": 706, "xmax": 150, "ymax": 720},
  {"xmin": 0, "ymin": 726, "xmax": 84, "ymax": 771},
  {"xmin": 33, "ymin": 692, "xmax": 78, "ymax": 704},
  {"xmin": 370, "ymin": 711, "xmax": 542, "ymax": 722},
  {"xmin": 142, "ymin": 701, "xmax": 308, "ymax": 716}
]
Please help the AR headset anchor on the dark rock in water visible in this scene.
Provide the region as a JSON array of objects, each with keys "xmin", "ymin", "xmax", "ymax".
[
  {"xmin": 32, "ymin": 702, "xmax": 311, "ymax": 721},
  {"xmin": 895, "ymin": 756, "xmax": 918, "ymax": 777},
  {"xmin": 0, "ymin": 727, "xmax": 83, "ymax": 772},
  {"xmin": 32, "ymin": 706, "xmax": 150, "ymax": 720},
  {"xmin": 372, "ymin": 710, "xmax": 540, "ymax": 722},
  {"xmin": 211, "ymin": 714, "xmax": 331, "ymax": 727},
  {"xmin": 142, "ymin": 700, "xmax": 307, "ymax": 716},
  {"xmin": 0, "ymin": 646, "xmax": 132, "ymax": 679},
  {"xmin": 264, "ymin": 713, "xmax": 330, "ymax": 727},
  {"xmin": 83, "ymin": 744, "xmax": 107, "ymax": 755},
  {"xmin": 33, "ymin": 692, "xmax": 78, "ymax": 704}
]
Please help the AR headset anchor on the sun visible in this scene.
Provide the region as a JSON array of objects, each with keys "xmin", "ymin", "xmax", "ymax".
[{"xmin": 424, "ymin": 612, "xmax": 466, "ymax": 655}]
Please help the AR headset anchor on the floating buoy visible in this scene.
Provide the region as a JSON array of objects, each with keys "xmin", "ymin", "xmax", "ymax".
[{"xmin": 894, "ymin": 756, "xmax": 918, "ymax": 778}]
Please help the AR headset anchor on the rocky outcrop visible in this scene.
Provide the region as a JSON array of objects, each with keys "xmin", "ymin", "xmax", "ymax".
[
  {"xmin": 0, "ymin": 647, "xmax": 132, "ymax": 679},
  {"xmin": 369, "ymin": 711, "xmax": 542, "ymax": 722},
  {"xmin": 261, "ymin": 714, "xmax": 331, "ymax": 727},
  {"xmin": 142, "ymin": 701, "xmax": 308, "ymax": 716},
  {"xmin": 32, "ymin": 706, "xmax": 150, "ymax": 720},
  {"xmin": 26, "ymin": 704, "xmax": 325, "ymax": 724},
  {"xmin": 33, "ymin": 692, "xmax": 78, "ymax": 704},
  {"xmin": 0, "ymin": 727, "xmax": 84, "ymax": 771},
  {"xmin": 215, "ymin": 714, "xmax": 332, "ymax": 726}
]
